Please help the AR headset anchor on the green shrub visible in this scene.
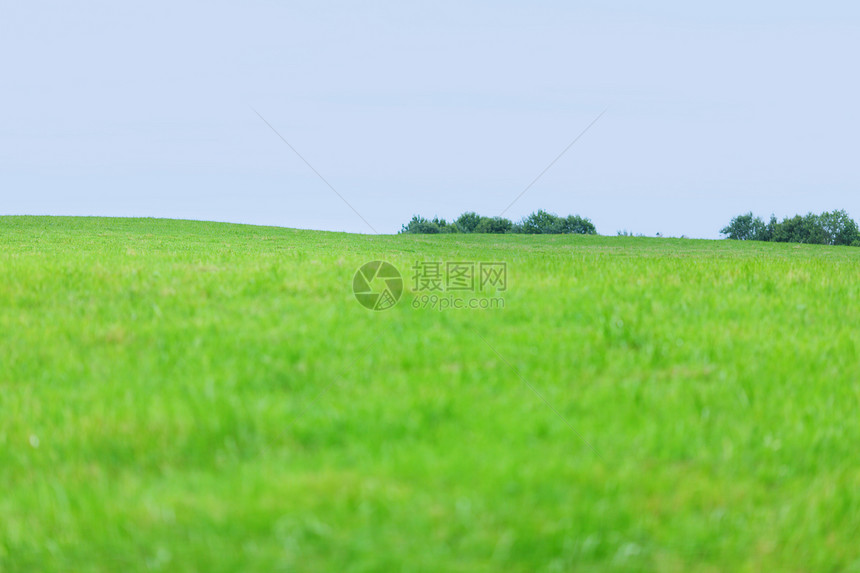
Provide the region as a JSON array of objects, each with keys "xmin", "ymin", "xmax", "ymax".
[
  {"xmin": 474, "ymin": 216, "xmax": 513, "ymax": 234},
  {"xmin": 517, "ymin": 210, "xmax": 596, "ymax": 235},
  {"xmin": 720, "ymin": 212, "xmax": 767, "ymax": 241},
  {"xmin": 400, "ymin": 216, "xmax": 441, "ymax": 234},
  {"xmin": 519, "ymin": 210, "xmax": 563, "ymax": 234},
  {"xmin": 561, "ymin": 214, "xmax": 597, "ymax": 235},
  {"xmin": 820, "ymin": 209, "xmax": 860, "ymax": 246},
  {"xmin": 722, "ymin": 210, "xmax": 860, "ymax": 246},
  {"xmin": 454, "ymin": 212, "xmax": 482, "ymax": 233},
  {"xmin": 401, "ymin": 210, "xmax": 597, "ymax": 235}
]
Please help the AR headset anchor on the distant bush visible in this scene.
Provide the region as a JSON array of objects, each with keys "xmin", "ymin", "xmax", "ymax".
[
  {"xmin": 514, "ymin": 210, "xmax": 597, "ymax": 235},
  {"xmin": 400, "ymin": 215, "xmax": 457, "ymax": 234},
  {"xmin": 454, "ymin": 212, "xmax": 483, "ymax": 233},
  {"xmin": 474, "ymin": 216, "xmax": 513, "ymax": 234},
  {"xmin": 720, "ymin": 212, "xmax": 767, "ymax": 241},
  {"xmin": 517, "ymin": 210, "xmax": 561, "ymax": 234},
  {"xmin": 400, "ymin": 210, "xmax": 597, "ymax": 235},
  {"xmin": 400, "ymin": 215, "xmax": 439, "ymax": 234},
  {"xmin": 819, "ymin": 210, "xmax": 860, "ymax": 246},
  {"xmin": 561, "ymin": 214, "xmax": 597, "ymax": 235},
  {"xmin": 721, "ymin": 210, "xmax": 860, "ymax": 246}
]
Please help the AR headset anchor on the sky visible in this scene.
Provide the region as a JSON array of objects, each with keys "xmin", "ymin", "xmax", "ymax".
[{"xmin": 2, "ymin": 1, "xmax": 859, "ymax": 237}]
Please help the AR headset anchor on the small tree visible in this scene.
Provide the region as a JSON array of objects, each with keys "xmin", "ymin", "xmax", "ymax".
[
  {"xmin": 431, "ymin": 217, "xmax": 458, "ymax": 234},
  {"xmin": 801, "ymin": 212, "xmax": 828, "ymax": 244},
  {"xmin": 561, "ymin": 214, "xmax": 596, "ymax": 235},
  {"xmin": 771, "ymin": 215, "xmax": 802, "ymax": 243},
  {"xmin": 772, "ymin": 213, "xmax": 827, "ymax": 244},
  {"xmin": 519, "ymin": 210, "xmax": 563, "ymax": 234},
  {"xmin": 759, "ymin": 215, "xmax": 778, "ymax": 242},
  {"xmin": 400, "ymin": 210, "xmax": 598, "ymax": 235},
  {"xmin": 454, "ymin": 212, "xmax": 482, "ymax": 233},
  {"xmin": 720, "ymin": 212, "xmax": 766, "ymax": 240},
  {"xmin": 400, "ymin": 215, "xmax": 440, "ymax": 234},
  {"xmin": 820, "ymin": 209, "xmax": 860, "ymax": 246},
  {"xmin": 474, "ymin": 216, "xmax": 513, "ymax": 234}
]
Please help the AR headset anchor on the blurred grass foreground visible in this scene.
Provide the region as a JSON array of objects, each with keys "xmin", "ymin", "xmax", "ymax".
[{"xmin": 1, "ymin": 216, "xmax": 859, "ymax": 572}]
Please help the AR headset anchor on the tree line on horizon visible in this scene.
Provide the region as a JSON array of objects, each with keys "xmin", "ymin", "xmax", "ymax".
[
  {"xmin": 720, "ymin": 209, "xmax": 860, "ymax": 246},
  {"xmin": 399, "ymin": 208, "xmax": 860, "ymax": 247},
  {"xmin": 400, "ymin": 210, "xmax": 597, "ymax": 235}
]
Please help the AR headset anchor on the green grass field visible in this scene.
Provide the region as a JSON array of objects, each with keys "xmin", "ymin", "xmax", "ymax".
[{"xmin": 2, "ymin": 215, "xmax": 859, "ymax": 572}]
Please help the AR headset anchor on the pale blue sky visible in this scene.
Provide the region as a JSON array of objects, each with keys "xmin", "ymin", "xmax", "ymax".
[{"xmin": 3, "ymin": 1, "xmax": 859, "ymax": 237}]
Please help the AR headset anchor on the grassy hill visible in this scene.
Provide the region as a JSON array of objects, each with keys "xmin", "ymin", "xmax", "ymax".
[{"xmin": 2, "ymin": 216, "xmax": 859, "ymax": 572}]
